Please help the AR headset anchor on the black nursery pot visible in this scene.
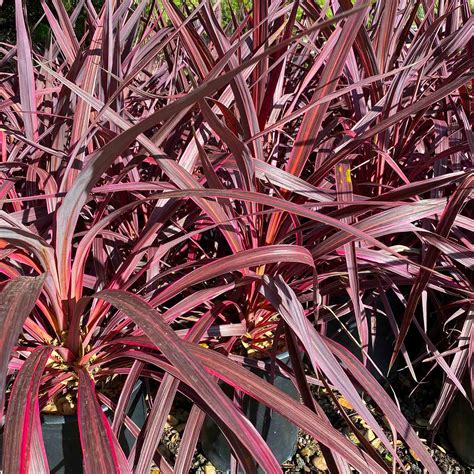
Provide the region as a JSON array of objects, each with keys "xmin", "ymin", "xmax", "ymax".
[
  {"xmin": 41, "ymin": 413, "xmax": 83, "ymax": 474},
  {"xmin": 447, "ymin": 392, "xmax": 474, "ymax": 467},
  {"xmin": 1, "ymin": 381, "xmax": 146, "ymax": 474},
  {"xmin": 200, "ymin": 353, "xmax": 299, "ymax": 474}
]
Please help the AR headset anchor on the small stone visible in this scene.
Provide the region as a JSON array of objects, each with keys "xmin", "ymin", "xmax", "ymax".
[
  {"xmin": 300, "ymin": 446, "xmax": 315, "ymax": 458},
  {"xmin": 312, "ymin": 455, "xmax": 328, "ymax": 471},
  {"xmin": 42, "ymin": 401, "xmax": 58, "ymax": 414},
  {"xmin": 371, "ymin": 438, "xmax": 382, "ymax": 450},
  {"xmin": 346, "ymin": 431, "xmax": 360, "ymax": 445},
  {"xmin": 62, "ymin": 401, "xmax": 76, "ymax": 415},
  {"xmin": 295, "ymin": 454, "xmax": 306, "ymax": 469},
  {"xmin": 203, "ymin": 464, "xmax": 216, "ymax": 474},
  {"xmin": 435, "ymin": 444, "xmax": 446, "ymax": 454},
  {"xmin": 358, "ymin": 418, "xmax": 370, "ymax": 429},
  {"xmin": 366, "ymin": 429, "xmax": 376, "ymax": 442}
]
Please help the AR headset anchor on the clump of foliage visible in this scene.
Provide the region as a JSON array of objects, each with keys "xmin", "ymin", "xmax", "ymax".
[{"xmin": 0, "ymin": 0, "xmax": 472, "ymax": 472}]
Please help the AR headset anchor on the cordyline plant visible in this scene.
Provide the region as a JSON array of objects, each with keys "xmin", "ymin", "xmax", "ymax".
[{"xmin": 0, "ymin": 0, "xmax": 472, "ymax": 472}]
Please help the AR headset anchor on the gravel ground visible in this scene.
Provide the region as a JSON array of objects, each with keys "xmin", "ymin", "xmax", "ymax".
[{"xmin": 156, "ymin": 372, "xmax": 473, "ymax": 474}]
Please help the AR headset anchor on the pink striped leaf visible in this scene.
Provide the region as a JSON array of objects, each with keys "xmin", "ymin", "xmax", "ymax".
[
  {"xmin": 2, "ymin": 346, "xmax": 52, "ymax": 474},
  {"xmin": 260, "ymin": 275, "xmax": 403, "ymax": 468},
  {"xmin": 0, "ymin": 274, "xmax": 46, "ymax": 420},
  {"xmin": 94, "ymin": 290, "xmax": 281, "ymax": 473},
  {"xmin": 77, "ymin": 368, "xmax": 131, "ymax": 474}
]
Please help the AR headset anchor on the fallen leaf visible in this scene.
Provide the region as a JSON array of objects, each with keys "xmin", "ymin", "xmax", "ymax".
[
  {"xmin": 338, "ymin": 397, "xmax": 353, "ymax": 410},
  {"xmin": 409, "ymin": 448, "xmax": 421, "ymax": 462},
  {"xmin": 312, "ymin": 455, "xmax": 328, "ymax": 471}
]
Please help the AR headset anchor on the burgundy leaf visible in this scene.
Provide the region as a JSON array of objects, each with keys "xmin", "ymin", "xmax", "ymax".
[
  {"xmin": 260, "ymin": 275, "xmax": 402, "ymax": 468},
  {"xmin": 0, "ymin": 275, "xmax": 46, "ymax": 419},
  {"xmin": 77, "ymin": 368, "xmax": 130, "ymax": 474},
  {"xmin": 391, "ymin": 174, "xmax": 474, "ymax": 366},
  {"xmin": 3, "ymin": 346, "xmax": 52, "ymax": 474},
  {"xmin": 95, "ymin": 290, "xmax": 281, "ymax": 473},
  {"xmin": 14, "ymin": 0, "xmax": 38, "ymax": 142}
]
